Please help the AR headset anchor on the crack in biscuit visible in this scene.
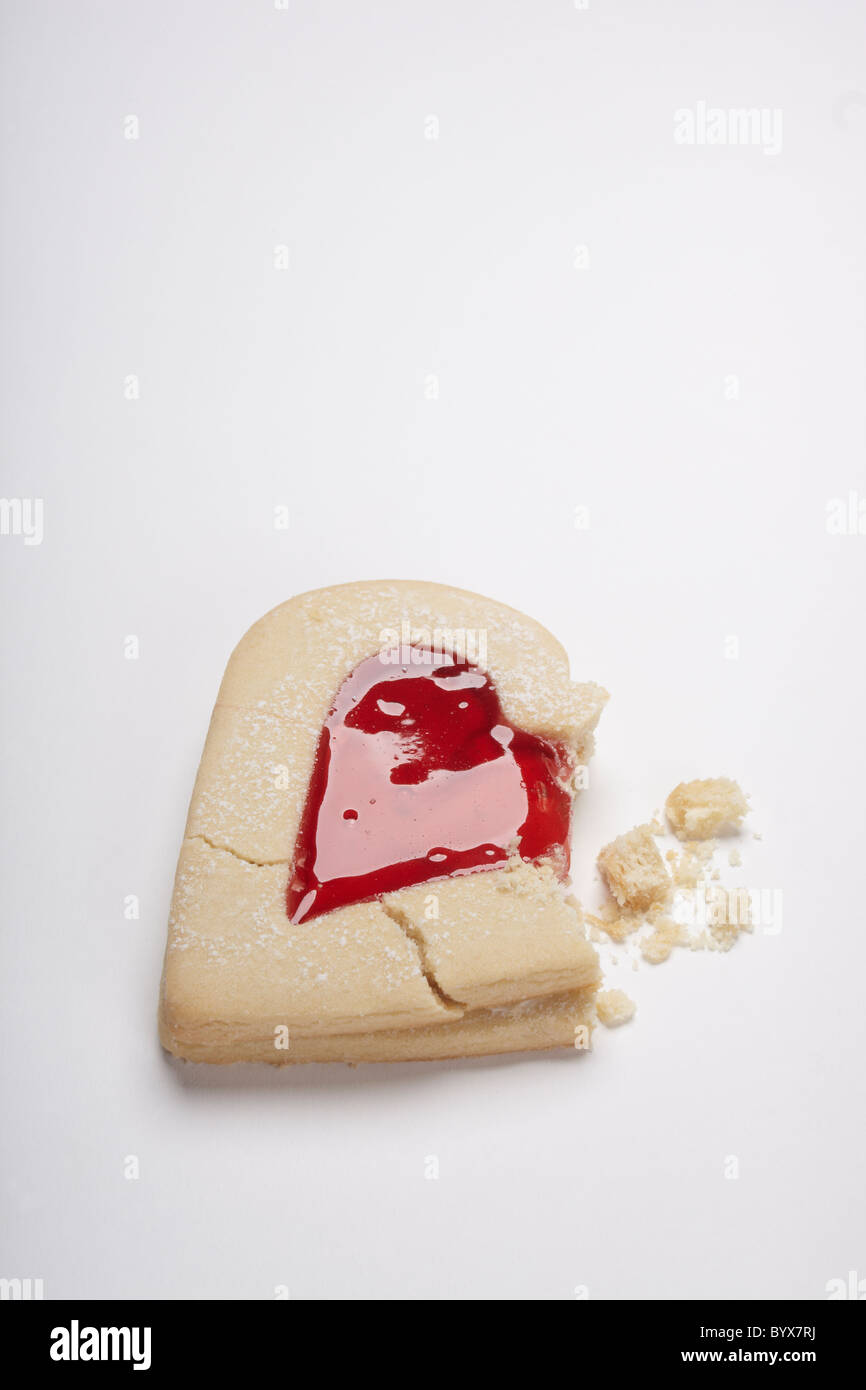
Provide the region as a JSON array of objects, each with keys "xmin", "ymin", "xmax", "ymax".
[
  {"xmin": 380, "ymin": 901, "xmax": 464, "ymax": 1012},
  {"xmin": 187, "ymin": 834, "xmax": 289, "ymax": 867},
  {"xmin": 184, "ymin": 835, "xmax": 464, "ymax": 1014}
]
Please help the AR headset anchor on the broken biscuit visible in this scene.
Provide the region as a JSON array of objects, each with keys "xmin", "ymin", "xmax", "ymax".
[{"xmin": 159, "ymin": 581, "xmax": 607, "ymax": 1063}]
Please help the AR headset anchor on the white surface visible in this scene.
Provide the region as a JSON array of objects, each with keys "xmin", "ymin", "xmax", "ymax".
[{"xmin": 2, "ymin": 0, "xmax": 865, "ymax": 1300}]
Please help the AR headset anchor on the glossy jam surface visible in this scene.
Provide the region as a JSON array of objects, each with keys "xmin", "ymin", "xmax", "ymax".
[{"xmin": 286, "ymin": 650, "xmax": 573, "ymax": 924}]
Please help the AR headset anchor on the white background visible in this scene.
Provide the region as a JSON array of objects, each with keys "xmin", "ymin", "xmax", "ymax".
[{"xmin": 2, "ymin": 0, "xmax": 865, "ymax": 1300}]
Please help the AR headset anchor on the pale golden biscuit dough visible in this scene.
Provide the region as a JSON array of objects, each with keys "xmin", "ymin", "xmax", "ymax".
[
  {"xmin": 160, "ymin": 838, "xmax": 457, "ymax": 1044},
  {"xmin": 159, "ymin": 986, "xmax": 598, "ymax": 1065},
  {"xmin": 159, "ymin": 581, "xmax": 607, "ymax": 1063},
  {"xmin": 665, "ymin": 778, "xmax": 748, "ymax": 840},
  {"xmin": 597, "ymin": 824, "xmax": 670, "ymax": 912},
  {"xmin": 382, "ymin": 860, "xmax": 600, "ymax": 1011}
]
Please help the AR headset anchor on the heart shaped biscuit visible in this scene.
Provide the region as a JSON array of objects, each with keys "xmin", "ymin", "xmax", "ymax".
[{"xmin": 159, "ymin": 581, "xmax": 607, "ymax": 1063}]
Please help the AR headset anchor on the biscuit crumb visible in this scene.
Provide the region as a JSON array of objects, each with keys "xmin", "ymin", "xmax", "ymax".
[
  {"xmin": 671, "ymin": 839, "xmax": 714, "ymax": 890},
  {"xmin": 585, "ymin": 905, "xmax": 642, "ymax": 943},
  {"xmin": 597, "ymin": 825, "xmax": 671, "ymax": 912},
  {"xmin": 640, "ymin": 916, "xmax": 687, "ymax": 965},
  {"xmin": 596, "ymin": 989, "xmax": 637, "ymax": 1027},
  {"xmin": 728, "ymin": 848, "xmax": 742, "ymax": 867},
  {"xmin": 665, "ymin": 778, "xmax": 748, "ymax": 840},
  {"xmin": 706, "ymin": 886, "xmax": 752, "ymax": 950}
]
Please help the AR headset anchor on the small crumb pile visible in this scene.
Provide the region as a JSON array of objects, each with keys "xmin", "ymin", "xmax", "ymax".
[
  {"xmin": 589, "ymin": 777, "xmax": 754, "ymax": 977},
  {"xmin": 640, "ymin": 915, "xmax": 687, "ymax": 964}
]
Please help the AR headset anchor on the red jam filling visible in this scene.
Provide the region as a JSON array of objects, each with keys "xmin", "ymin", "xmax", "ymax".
[{"xmin": 286, "ymin": 649, "xmax": 573, "ymax": 924}]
